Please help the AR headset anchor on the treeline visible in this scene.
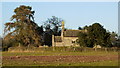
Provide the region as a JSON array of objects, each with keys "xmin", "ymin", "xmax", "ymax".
[
  {"xmin": 77, "ymin": 23, "xmax": 120, "ymax": 47},
  {"xmin": 3, "ymin": 5, "xmax": 63, "ymax": 51},
  {"xmin": 2, "ymin": 5, "xmax": 120, "ymax": 51}
]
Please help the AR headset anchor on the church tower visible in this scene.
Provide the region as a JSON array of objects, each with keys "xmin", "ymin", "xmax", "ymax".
[{"xmin": 61, "ymin": 21, "xmax": 64, "ymax": 41}]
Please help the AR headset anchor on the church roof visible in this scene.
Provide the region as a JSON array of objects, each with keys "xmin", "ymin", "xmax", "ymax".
[
  {"xmin": 64, "ymin": 30, "xmax": 82, "ymax": 37},
  {"xmin": 54, "ymin": 29, "xmax": 86, "ymax": 42}
]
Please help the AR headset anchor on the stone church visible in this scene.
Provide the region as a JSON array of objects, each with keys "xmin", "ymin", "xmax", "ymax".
[{"xmin": 52, "ymin": 21, "xmax": 87, "ymax": 47}]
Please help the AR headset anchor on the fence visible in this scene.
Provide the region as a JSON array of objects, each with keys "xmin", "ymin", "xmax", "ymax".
[{"xmin": 8, "ymin": 46, "xmax": 119, "ymax": 52}]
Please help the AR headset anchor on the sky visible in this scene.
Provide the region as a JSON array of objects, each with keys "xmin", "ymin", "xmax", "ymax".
[{"xmin": 1, "ymin": 2, "xmax": 118, "ymax": 37}]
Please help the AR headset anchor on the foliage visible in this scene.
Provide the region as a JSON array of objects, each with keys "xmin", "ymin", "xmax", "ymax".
[
  {"xmin": 4, "ymin": 5, "xmax": 43, "ymax": 50},
  {"xmin": 78, "ymin": 32, "xmax": 87, "ymax": 47},
  {"xmin": 43, "ymin": 16, "xmax": 63, "ymax": 36},
  {"xmin": 42, "ymin": 16, "xmax": 63, "ymax": 46},
  {"xmin": 110, "ymin": 32, "xmax": 119, "ymax": 47},
  {"xmin": 83, "ymin": 25, "xmax": 89, "ymax": 30},
  {"xmin": 77, "ymin": 23, "xmax": 112, "ymax": 47},
  {"xmin": 3, "ymin": 5, "xmax": 118, "ymax": 49},
  {"xmin": 78, "ymin": 27, "xmax": 82, "ymax": 30},
  {"xmin": 42, "ymin": 30, "xmax": 52, "ymax": 46},
  {"xmin": 0, "ymin": 37, "xmax": 2, "ymax": 50}
]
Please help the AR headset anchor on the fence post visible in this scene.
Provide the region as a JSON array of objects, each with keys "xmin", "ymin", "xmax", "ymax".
[
  {"xmin": 52, "ymin": 35, "xmax": 55, "ymax": 51},
  {"xmin": 94, "ymin": 48, "xmax": 97, "ymax": 51},
  {"xmin": 105, "ymin": 48, "xmax": 107, "ymax": 52}
]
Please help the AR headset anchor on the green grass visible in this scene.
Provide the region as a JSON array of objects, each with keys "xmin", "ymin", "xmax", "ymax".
[
  {"xmin": 43, "ymin": 60, "xmax": 118, "ymax": 66},
  {"xmin": 2, "ymin": 51, "xmax": 118, "ymax": 56},
  {"xmin": 68, "ymin": 60, "xmax": 118, "ymax": 66}
]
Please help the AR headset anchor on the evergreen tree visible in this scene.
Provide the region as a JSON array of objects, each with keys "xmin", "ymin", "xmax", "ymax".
[{"xmin": 4, "ymin": 5, "xmax": 42, "ymax": 48}]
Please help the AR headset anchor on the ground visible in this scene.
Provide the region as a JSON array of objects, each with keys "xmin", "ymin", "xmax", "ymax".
[{"xmin": 2, "ymin": 51, "xmax": 118, "ymax": 66}]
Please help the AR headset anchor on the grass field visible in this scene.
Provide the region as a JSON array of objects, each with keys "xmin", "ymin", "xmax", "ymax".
[
  {"xmin": 2, "ymin": 51, "xmax": 118, "ymax": 56},
  {"xmin": 2, "ymin": 51, "xmax": 118, "ymax": 66}
]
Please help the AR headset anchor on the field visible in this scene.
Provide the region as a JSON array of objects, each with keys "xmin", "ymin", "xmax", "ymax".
[{"xmin": 2, "ymin": 51, "xmax": 118, "ymax": 67}]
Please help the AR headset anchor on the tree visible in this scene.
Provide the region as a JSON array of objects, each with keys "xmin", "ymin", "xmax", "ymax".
[
  {"xmin": 77, "ymin": 23, "xmax": 112, "ymax": 47},
  {"xmin": 3, "ymin": 34, "xmax": 16, "ymax": 51},
  {"xmin": 110, "ymin": 32, "xmax": 118, "ymax": 42},
  {"xmin": 42, "ymin": 30, "xmax": 52, "ymax": 47},
  {"xmin": 0, "ymin": 36, "xmax": 2, "ymax": 51},
  {"xmin": 77, "ymin": 32, "xmax": 87, "ymax": 47},
  {"xmin": 42, "ymin": 16, "xmax": 63, "ymax": 46},
  {"xmin": 43, "ymin": 16, "xmax": 63, "ymax": 36},
  {"xmin": 4, "ymin": 5, "xmax": 42, "ymax": 48},
  {"xmin": 88, "ymin": 23, "xmax": 111, "ymax": 47},
  {"xmin": 78, "ymin": 27, "xmax": 82, "ymax": 30},
  {"xmin": 83, "ymin": 25, "xmax": 89, "ymax": 30},
  {"xmin": 110, "ymin": 32, "xmax": 120, "ymax": 47}
]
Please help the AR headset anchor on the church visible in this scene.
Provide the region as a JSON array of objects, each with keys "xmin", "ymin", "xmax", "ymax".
[{"xmin": 52, "ymin": 21, "xmax": 87, "ymax": 47}]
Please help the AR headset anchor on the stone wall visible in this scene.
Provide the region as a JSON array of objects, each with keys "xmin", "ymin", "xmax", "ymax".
[
  {"xmin": 54, "ymin": 42, "xmax": 63, "ymax": 46},
  {"xmin": 56, "ymin": 37, "xmax": 79, "ymax": 46},
  {"xmin": 53, "ymin": 35, "xmax": 79, "ymax": 47},
  {"xmin": 64, "ymin": 37, "xmax": 78, "ymax": 41}
]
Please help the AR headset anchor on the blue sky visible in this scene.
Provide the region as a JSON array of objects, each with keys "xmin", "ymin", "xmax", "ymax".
[{"xmin": 1, "ymin": 2, "xmax": 118, "ymax": 36}]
